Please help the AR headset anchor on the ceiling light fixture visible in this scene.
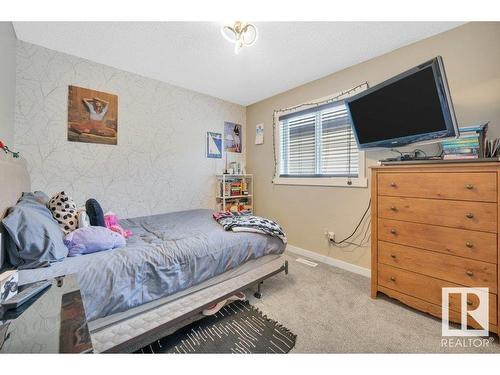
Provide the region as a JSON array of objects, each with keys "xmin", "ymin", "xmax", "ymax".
[{"xmin": 221, "ymin": 21, "xmax": 258, "ymax": 55}]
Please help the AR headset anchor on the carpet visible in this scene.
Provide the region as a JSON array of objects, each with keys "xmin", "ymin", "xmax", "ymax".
[
  {"xmin": 247, "ymin": 253, "xmax": 500, "ymax": 353},
  {"xmin": 136, "ymin": 300, "xmax": 297, "ymax": 354}
]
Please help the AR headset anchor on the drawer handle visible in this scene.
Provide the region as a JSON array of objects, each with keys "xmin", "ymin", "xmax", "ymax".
[
  {"xmin": 390, "ymin": 254, "xmax": 397, "ymax": 259},
  {"xmin": 390, "ymin": 182, "xmax": 397, "ymax": 187},
  {"xmin": 466, "ymin": 212, "xmax": 474, "ymax": 219},
  {"xmin": 390, "ymin": 229, "xmax": 397, "ymax": 235},
  {"xmin": 466, "ymin": 241, "xmax": 474, "ymax": 248},
  {"xmin": 390, "ymin": 276, "xmax": 396, "ymax": 282},
  {"xmin": 467, "ymin": 300, "xmax": 473, "ymax": 306},
  {"xmin": 466, "ymin": 270, "xmax": 474, "ymax": 277},
  {"xmin": 390, "ymin": 206, "xmax": 398, "ymax": 212},
  {"xmin": 465, "ymin": 184, "xmax": 474, "ymax": 190}
]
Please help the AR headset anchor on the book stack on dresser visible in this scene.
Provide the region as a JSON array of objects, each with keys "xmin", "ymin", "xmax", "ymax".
[{"xmin": 371, "ymin": 163, "xmax": 500, "ymax": 334}]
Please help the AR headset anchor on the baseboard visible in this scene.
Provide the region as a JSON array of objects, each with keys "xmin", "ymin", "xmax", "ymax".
[{"xmin": 285, "ymin": 244, "xmax": 371, "ymax": 278}]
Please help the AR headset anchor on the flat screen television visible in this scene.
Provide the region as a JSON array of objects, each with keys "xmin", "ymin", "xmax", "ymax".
[{"xmin": 345, "ymin": 56, "xmax": 458, "ymax": 149}]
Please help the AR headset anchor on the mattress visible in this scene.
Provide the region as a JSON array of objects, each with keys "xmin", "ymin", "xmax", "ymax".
[
  {"xmin": 89, "ymin": 254, "xmax": 285, "ymax": 333},
  {"xmin": 18, "ymin": 209, "xmax": 285, "ymax": 321}
]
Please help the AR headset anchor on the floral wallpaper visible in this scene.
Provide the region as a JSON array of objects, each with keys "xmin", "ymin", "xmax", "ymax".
[{"xmin": 15, "ymin": 41, "xmax": 245, "ymax": 218}]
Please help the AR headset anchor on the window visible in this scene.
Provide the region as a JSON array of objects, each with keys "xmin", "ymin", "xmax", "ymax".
[{"xmin": 276, "ymin": 100, "xmax": 366, "ymax": 187}]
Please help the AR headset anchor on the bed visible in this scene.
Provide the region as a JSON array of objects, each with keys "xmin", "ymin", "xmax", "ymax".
[
  {"xmin": 18, "ymin": 208, "xmax": 286, "ymax": 321},
  {"xmin": 0, "ymin": 154, "xmax": 288, "ymax": 352}
]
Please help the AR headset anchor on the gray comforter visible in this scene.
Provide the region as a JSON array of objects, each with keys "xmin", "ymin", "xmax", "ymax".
[{"xmin": 18, "ymin": 209, "xmax": 285, "ymax": 321}]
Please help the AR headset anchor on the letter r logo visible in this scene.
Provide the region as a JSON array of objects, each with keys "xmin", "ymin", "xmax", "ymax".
[{"xmin": 442, "ymin": 287, "xmax": 489, "ymax": 337}]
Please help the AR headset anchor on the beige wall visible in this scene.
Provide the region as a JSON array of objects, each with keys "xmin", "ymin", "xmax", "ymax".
[
  {"xmin": 0, "ymin": 22, "xmax": 16, "ymax": 146},
  {"xmin": 246, "ymin": 22, "xmax": 500, "ymax": 269}
]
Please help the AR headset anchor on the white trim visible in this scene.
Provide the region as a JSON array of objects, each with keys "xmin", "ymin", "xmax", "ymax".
[
  {"xmin": 285, "ymin": 244, "xmax": 371, "ymax": 278},
  {"xmin": 274, "ymin": 149, "xmax": 367, "ymax": 187},
  {"xmin": 273, "ymin": 173, "xmax": 367, "ymax": 188}
]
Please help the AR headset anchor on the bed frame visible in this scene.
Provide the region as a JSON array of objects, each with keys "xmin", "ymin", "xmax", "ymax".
[
  {"xmin": 0, "ymin": 154, "xmax": 289, "ymax": 353},
  {"xmin": 90, "ymin": 257, "xmax": 288, "ymax": 352}
]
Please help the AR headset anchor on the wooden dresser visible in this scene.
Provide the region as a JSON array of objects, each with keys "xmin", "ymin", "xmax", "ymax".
[{"xmin": 371, "ymin": 162, "xmax": 500, "ymax": 335}]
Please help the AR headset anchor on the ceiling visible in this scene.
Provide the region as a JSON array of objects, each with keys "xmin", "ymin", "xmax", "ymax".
[{"xmin": 13, "ymin": 22, "xmax": 464, "ymax": 106}]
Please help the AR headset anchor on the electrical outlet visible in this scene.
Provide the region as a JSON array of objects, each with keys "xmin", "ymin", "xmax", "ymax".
[{"xmin": 327, "ymin": 231, "xmax": 335, "ymax": 242}]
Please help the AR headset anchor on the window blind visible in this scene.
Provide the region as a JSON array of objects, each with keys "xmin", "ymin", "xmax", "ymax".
[{"xmin": 279, "ymin": 101, "xmax": 358, "ymax": 178}]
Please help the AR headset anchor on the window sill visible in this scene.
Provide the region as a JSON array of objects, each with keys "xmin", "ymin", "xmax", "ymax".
[{"xmin": 273, "ymin": 176, "xmax": 368, "ymax": 188}]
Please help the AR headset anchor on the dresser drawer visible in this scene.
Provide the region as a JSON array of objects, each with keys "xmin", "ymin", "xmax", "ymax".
[
  {"xmin": 378, "ymin": 219, "xmax": 497, "ymax": 264},
  {"xmin": 378, "ymin": 241, "xmax": 497, "ymax": 293},
  {"xmin": 378, "ymin": 172, "xmax": 497, "ymax": 202},
  {"xmin": 378, "ymin": 263, "xmax": 497, "ymax": 324},
  {"xmin": 378, "ymin": 196, "xmax": 498, "ymax": 233},
  {"xmin": 378, "ymin": 286, "xmax": 497, "ymax": 331}
]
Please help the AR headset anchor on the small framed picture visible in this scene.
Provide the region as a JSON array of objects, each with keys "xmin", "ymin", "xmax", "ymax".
[
  {"xmin": 206, "ymin": 132, "xmax": 222, "ymax": 159},
  {"xmin": 224, "ymin": 122, "xmax": 242, "ymax": 153},
  {"xmin": 255, "ymin": 123, "xmax": 264, "ymax": 145}
]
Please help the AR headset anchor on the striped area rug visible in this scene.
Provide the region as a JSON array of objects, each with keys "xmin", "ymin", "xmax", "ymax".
[{"xmin": 136, "ymin": 300, "xmax": 297, "ymax": 354}]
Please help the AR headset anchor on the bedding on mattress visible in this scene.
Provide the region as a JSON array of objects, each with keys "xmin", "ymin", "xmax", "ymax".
[
  {"xmin": 213, "ymin": 211, "xmax": 287, "ymax": 243},
  {"xmin": 18, "ymin": 209, "xmax": 286, "ymax": 321}
]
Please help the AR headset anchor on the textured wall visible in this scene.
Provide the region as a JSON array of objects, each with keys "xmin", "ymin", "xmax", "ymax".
[
  {"xmin": 0, "ymin": 22, "xmax": 16, "ymax": 146},
  {"xmin": 15, "ymin": 41, "xmax": 245, "ymax": 218},
  {"xmin": 246, "ymin": 22, "xmax": 500, "ymax": 270}
]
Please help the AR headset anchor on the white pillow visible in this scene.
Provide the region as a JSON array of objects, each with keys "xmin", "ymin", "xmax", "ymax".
[{"xmin": 77, "ymin": 209, "xmax": 91, "ymax": 228}]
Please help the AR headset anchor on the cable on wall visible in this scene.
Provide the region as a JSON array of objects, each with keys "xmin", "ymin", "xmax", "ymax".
[{"xmin": 330, "ymin": 199, "xmax": 371, "ymax": 246}]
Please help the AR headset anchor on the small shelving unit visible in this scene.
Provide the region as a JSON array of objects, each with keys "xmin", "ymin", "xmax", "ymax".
[{"xmin": 216, "ymin": 174, "xmax": 253, "ymax": 213}]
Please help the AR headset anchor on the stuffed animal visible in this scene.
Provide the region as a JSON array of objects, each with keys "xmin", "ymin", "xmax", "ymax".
[{"xmin": 104, "ymin": 211, "xmax": 132, "ymax": 238}]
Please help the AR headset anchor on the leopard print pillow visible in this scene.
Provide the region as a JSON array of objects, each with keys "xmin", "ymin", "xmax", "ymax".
[{"xmin": 48, "ymin": 191, "xmax": 78, "ymax": 234}]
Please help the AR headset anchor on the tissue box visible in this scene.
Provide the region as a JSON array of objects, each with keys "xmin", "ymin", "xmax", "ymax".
[{"xmin": 0, "ymin": 270, "xmax": 18, "ymax": 302}]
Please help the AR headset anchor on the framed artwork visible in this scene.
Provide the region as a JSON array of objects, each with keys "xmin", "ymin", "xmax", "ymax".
[
  {"xmin": 224, "ymin": 121, "xmax": 242, "ymax": 153},
  {"xmin": 206, "ymin": 132, "xmax": 222, "ymax": 159},
  {"xmin": 255, "ymin": 123, "xmax": 264, "ymax": 145},
  {"xmin": 67, "ymin": 85, "xmax": 118, "ymax": 145}
]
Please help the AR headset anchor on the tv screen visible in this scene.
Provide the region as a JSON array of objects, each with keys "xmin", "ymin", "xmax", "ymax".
[{"xmin": 345, "ymin": 56, "xmax": 458, "ymax": 149}]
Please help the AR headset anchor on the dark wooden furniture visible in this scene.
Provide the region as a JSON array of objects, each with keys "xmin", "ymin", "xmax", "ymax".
[{"xmin": 0, "ymin": 274, "xmax": 92, "ymax": 353}]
